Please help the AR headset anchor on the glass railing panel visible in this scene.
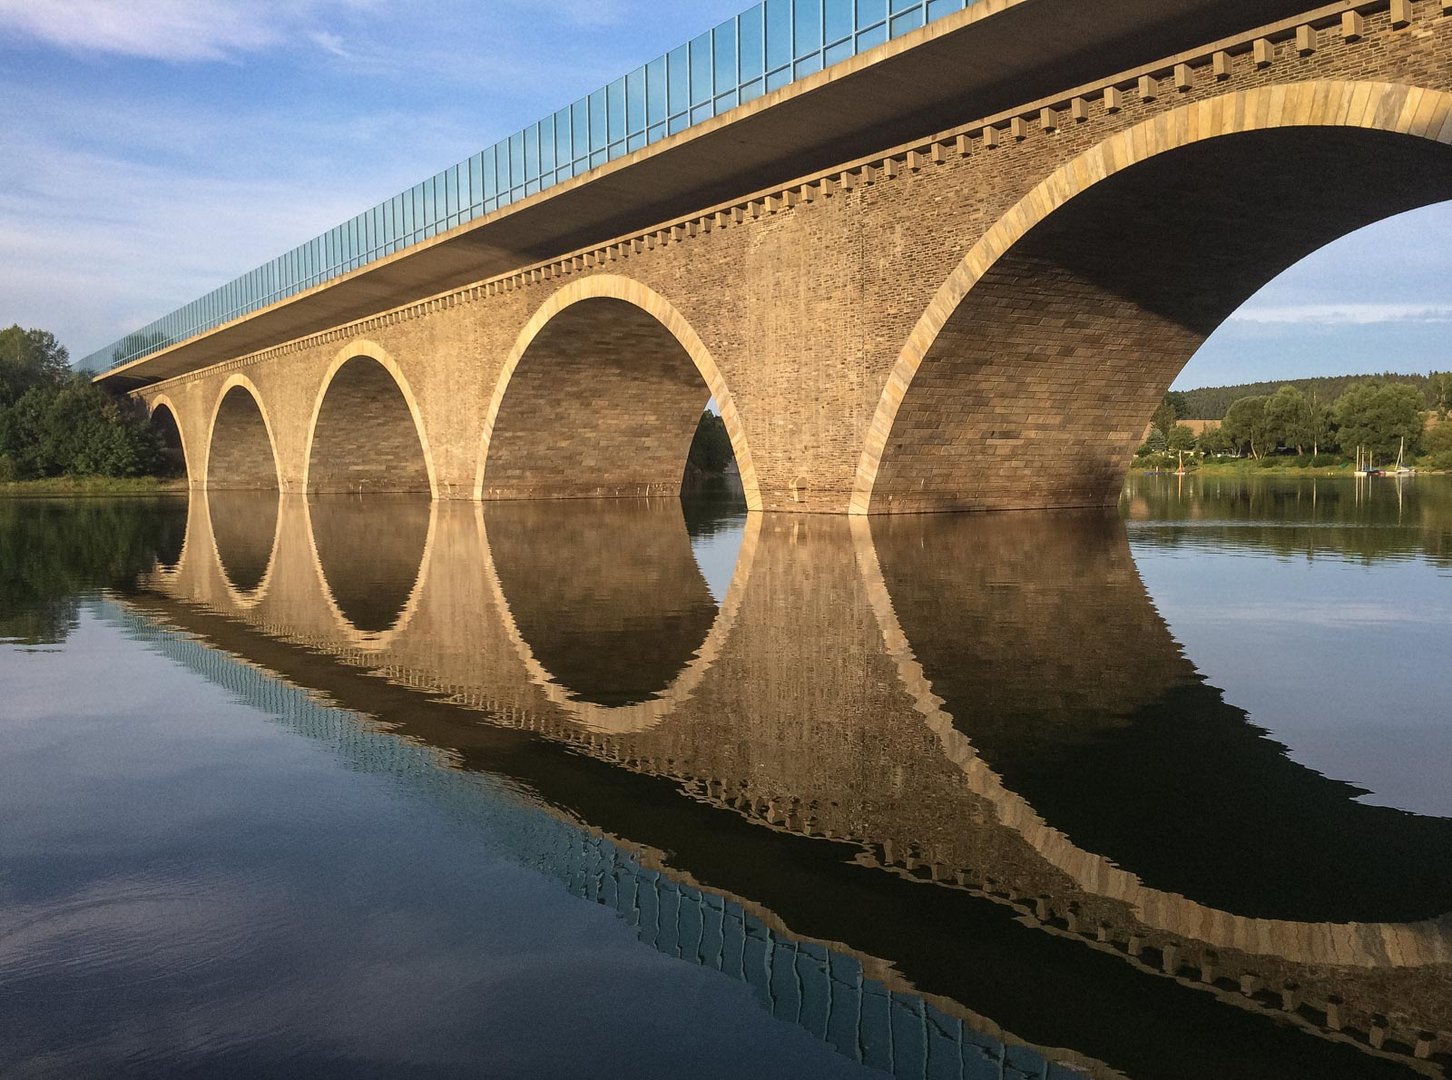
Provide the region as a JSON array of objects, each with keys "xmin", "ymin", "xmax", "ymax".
[{"xmin": 84, "ymin": 0, "xmax": 984, "ymax": 371}]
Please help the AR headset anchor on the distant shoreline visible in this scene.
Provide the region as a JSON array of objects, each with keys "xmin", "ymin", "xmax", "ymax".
[
  {"xmin": 0, "ymin": 477, "xmax": 188, "ymax": 499},
  {"xmin": 1133, "ymin": 461, "xmax": 1448, "ymax": 477},
  {"xmin": 4, "ymin": 464, "xmax": 1444, "ymax": 500}
]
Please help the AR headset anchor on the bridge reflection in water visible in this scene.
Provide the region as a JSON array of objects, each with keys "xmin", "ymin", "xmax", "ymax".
[{"xmin": 117, "ymin": 492, "xmax": 1452, "ymax": 1079}]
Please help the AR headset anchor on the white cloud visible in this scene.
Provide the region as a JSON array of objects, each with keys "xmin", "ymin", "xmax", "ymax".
[
  {"xmin": 1226, "ymin": 303, "xmax": 1452, "ymax": 327},
  {"xmin": 0, "ymin": 0, "xmax": 394, "ymax": 62},
  {"xmin": 309, "ymin": 30, "xmax": 355, "ymax": 60},
  {"xmin": 0, "ymin": 138, "xmax": 357, "ymax": 359},
  {"xmin": 0, "ymin": 0, "xmax": 292, "ymax": 61}
]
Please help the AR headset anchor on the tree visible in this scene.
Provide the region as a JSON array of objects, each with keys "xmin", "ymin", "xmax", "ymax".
[
  {"xmin": 686, "ymin": 411, "xmax": 734, "ymax": 474},
  {"xmin": 1150, "ymin": 395, "xmax": 1180, "ymax": 441},
  {"xmin": 0, "ymin": 326, "xmax": 173, "ymax": 482},
  {"xmin": 1167, "ymin": 424, "xmax": 1197, "ymax": 452},
  {"xmin": 1196, "ymin": 424, "xmax": 1234, "ymax": 456},
  {"xmin": 1263, "ymin": 385, "xmax": 1312, "ymax": 455},
  {"xmin": 1424, "ymin": 418, "xmax": 1452, "ymax": 470},
  {"xmin": 1307, "ymin": 395, "xmax": 1337, "ymax": 457},
  {"xmin": 0, "ymin": 376, "xmax": 164, "ymax": 480},
  {"xmin": 1221, "ymin": 395, "xmax": 1271, "ymax": 458},
  {"xmin": 0, "ymin": 325, "xmax": 70, "ymax": 405},
  {"xmin": 1428, "ymin": 372, "xmax": 1452, "ymax": 419},
  {"xmin": 1333, "ymin": 381, "xmax": 1426, "ymax": 463}
]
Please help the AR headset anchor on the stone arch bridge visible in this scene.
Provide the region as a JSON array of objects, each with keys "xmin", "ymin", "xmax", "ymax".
[{"xmin": 110, "ymin": 0, "xmax": 1452, "ymax": 513}]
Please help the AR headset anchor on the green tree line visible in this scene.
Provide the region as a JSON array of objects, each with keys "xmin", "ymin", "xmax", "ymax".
[
  {"xmin": 1142, "ymin": 379, "xmax": 1452, "ymax": 468},
  {"xmin": 0, "ymin": 325, "xmax": 171, "ymax": 482},
  {"xmin": 1172, "ymin": 371, "xmax": 1452, "ymax": 421}
]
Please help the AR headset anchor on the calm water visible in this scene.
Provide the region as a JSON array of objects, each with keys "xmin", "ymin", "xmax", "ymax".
[{"xmin": 1, "ymin": 477, "xmax": 1450, "ymax": 1080}]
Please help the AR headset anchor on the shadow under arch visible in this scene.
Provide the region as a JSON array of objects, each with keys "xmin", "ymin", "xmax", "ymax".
[
  {"xmin": 206, "ymin": 375, "xmax": 281, "ymax": 491},
  {"xmin": 144, "ymin": 399, "xmax": 189, "ymax": 575},
  {"xmin": 853, "ymin": 80, "xmax": 1452, "ymax": 514},
  {"xmin": 477, "ymin": 499, "xmax": 761, "ymax": 734},
  {"xmin": 475, "ymin": 275, "xmax": 762, "ymax": 512},
  {"xmin": 304, "ymin": 341, "xmax": 437, "ymax": 497},
  {"xmin": 204, "ymin": 489, "xmax": 283, "ymax": 607},
  {"xmin": 147, "ymin": 395, "xmax": 189, "ymax": 486},
  {"xmin": 305, "ymin": 495, "xmax": 435, "ymax": 650},
  {"xmin": 853, "ymin": 512, "xmax": 1452, "ymax": 967}
]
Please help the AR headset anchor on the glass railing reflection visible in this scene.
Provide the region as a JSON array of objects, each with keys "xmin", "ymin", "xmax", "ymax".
[{"xmin": 96, "ymin": 599, "xmax": 1101, "ymax": 1080}]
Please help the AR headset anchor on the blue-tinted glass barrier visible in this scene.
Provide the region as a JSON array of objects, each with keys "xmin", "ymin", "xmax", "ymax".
[{"xmin": 85, "ymin": 0, "xmax": 975, "ymax": 372}]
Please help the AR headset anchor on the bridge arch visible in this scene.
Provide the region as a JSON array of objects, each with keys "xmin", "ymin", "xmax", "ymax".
[
  {"xmin": 147, "ymin": 395, "xmax": 189, "ymax": 483},
  {"xmin": 853, "ymin": 81, "xmax": 1452, "ymax": 514},
  {"xmin": 475, "ymin": 275, "xmax": 762, "ymax": 511},
  {"xmin": 304, "ymin": 341, "xmax": 437, "ymax": 497},
  {"xmin": 206, "ymin": 375, "xmax": 281, "ymax": 491}
]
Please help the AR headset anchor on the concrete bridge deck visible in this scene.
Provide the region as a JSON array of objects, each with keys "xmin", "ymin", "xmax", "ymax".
[{"xmin": 99, "ymin": 0, "xmax": 1452, "ymax": 513}]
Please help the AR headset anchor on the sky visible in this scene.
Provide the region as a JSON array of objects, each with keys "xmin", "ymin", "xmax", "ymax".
[{"xmin": 1, "ymin": 0, "xmax": 1449, "ymax": 389}]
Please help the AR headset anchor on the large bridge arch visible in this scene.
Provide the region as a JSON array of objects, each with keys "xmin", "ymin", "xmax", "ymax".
[
  {"xmin": 304, "ymin": 341, "xmax": 437, "ymax": 497},
  {"xmin": 206, "ymin": 375, "xmax": 281, "ymax": 491},
  {"xmin": 853, "ymin": 81, "xmax": 1452, "ymax": 515},
  {"xmin": 146, "ymin": 394, "xmax": 189, "ymax": 484},
  {"xmin": 475, "ymin": 275, "xmax": 762, "ymax": 511}
]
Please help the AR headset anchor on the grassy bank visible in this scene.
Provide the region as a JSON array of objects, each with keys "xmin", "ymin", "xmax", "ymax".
[{"xmin": 0, "ymin": 476, "xmax": 188, "ymax": 498}]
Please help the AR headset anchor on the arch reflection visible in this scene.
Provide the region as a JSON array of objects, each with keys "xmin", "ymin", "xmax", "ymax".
[
  {"xmin": 480, "ymin": 499, "xmax": 756, "ymax": 729},
  {"xmin": 152, "ymin": 503, "xmax": 188, "ymax": 574},
  {"xmin": 206, "ymin": 491, "xmax": 281, "ymax": 601},
  {"xmin": 867, "ymin": 510, "xmax": 1452, "ymax": 927},
  {"xmin": 308, "ymin": 495, "xmax": 433, "ymax": 642}
]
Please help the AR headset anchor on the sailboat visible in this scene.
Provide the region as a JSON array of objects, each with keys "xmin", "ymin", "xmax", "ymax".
[
  {"xmin": 1389, "ymin": 436, "xmax": 1416, "ymax": 477},
  {"xmin": 1354, "ymin": 446, "xmax": 1379, "ymax": 477}
]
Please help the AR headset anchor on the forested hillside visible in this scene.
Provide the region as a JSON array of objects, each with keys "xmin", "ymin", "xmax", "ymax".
[{"xmin": 1177, "ymin": 372, "xmax": 1446, "ymax": 419}]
